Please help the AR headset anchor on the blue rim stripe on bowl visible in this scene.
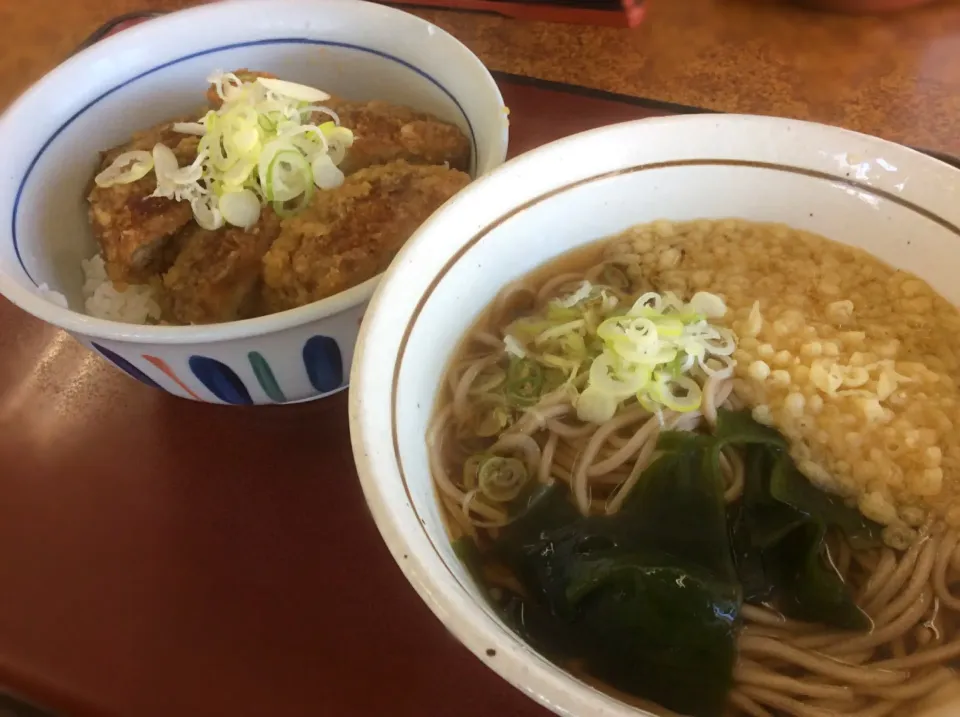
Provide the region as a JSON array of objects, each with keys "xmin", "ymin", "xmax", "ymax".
[{"xmin": 10, "ymin": 37, "xmax": 479, "ymax": 285}]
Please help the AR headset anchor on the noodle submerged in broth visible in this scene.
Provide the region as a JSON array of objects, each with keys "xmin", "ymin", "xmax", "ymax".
[{"xmin": 428, "ymin": 219, "xmax": 960, "ymax": 717}]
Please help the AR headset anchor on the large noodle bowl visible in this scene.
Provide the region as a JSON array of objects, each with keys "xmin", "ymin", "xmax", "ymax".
[{"xmin": 428, "ymin": 219, "xmax": 960, "ymax": 717}]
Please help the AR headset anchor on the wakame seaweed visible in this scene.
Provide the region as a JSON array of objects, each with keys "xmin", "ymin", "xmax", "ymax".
[
  {"xmin": 455, "ymin": 410, "xmax": 880, "ymax": 717},
  {"xmin": 489, "ymin": 439, "xmax": 742, "ymax": 717},
  {"xmin": 718, "ymin": 410, "xmax": 878, "ymax": 630},
  {"xmin": 660, "ymin": 410, "xmax": 875, "ymax": 630},
  {"xmin": 766, "ymin": 522, "xmax": 872, "ymax": 630},
  {"xmin": 767, "ymin": 453, "xmax": 882, "ymax": 550}
]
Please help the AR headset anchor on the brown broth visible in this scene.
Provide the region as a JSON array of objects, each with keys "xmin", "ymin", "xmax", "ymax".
[{"xmin": 432, "ymin": 237, "xmax": 612, "ymax": 541}]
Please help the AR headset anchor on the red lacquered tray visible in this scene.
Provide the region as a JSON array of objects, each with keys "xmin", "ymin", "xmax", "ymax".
[{"xmin": 1, "ymin": 11, "xmax": 957, "ymax": 717}]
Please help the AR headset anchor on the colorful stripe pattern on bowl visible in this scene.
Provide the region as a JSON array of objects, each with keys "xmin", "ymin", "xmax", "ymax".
[
  {"xmin": 91, "ymin": 342, "xmax": 161, "ymax": 389},
  {"xmin": 188, "ymin": 356, "xmax": 254, "ymax": 405},
  {"xmin": 303, "ymin": 336, "xmax": 344, "ymax": 393},
  {"xmin": 96, "ymin": 341, "xmax": 347, "ymax": 404},
  {"xmin": 143, "ymin": 355, "xmax": 203, "ymax": 400},
  {"xmin": 248, "ymin": 351, "xmax": 287, "ymax": 403}
]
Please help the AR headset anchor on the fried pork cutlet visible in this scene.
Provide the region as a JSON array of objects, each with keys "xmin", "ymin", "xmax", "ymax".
[
  {"xmin": 261, "ymin": 160, "xmax": 470, "ymax": 313},
  {"xmin": 87, "ymin": 122, "xmax": 199, "ymax": 282},
  {"xmin": 328, "ymin": 100, "xmax": 471, "ymax": 175},
  {"xmin": 163, "ymin": 209, "xmax": 282, "ymax": 324}
]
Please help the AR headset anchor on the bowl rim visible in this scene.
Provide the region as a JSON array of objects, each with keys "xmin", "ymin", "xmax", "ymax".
[
  {"xmin": 0, "ymin": 0, "xmax": 507, "ymax": 345},
  {"xmin": 349, "ymin": 112, "xmax": 960, "ymax": 717}
]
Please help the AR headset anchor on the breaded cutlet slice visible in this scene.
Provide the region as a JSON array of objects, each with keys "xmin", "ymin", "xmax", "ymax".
[
  {"xmin": 261, "ymin": 160, "xmax": 470, "ymax": 313},
  {"xmin": 87, "ymin": 121, "xmax": 199, "ymax": 282},
  {"xmin": 327, "ymin": 99, "xmax": 471, "ymax": 175},
  {"xmin": 163, "ymin": 209, "xmax": 281, "ymax": 325}
]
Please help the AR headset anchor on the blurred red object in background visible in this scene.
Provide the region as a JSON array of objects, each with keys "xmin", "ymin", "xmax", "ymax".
[
  {"xmin": 795, "ymin": 0, "xmax": 936, "ymax": 12},
  {"xmin": 376, "ymin": 0, "xmax": 646, "ymax": 27}
]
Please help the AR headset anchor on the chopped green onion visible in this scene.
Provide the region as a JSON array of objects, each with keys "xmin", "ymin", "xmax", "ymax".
[
  {"xmin": 545, "ymin": 305, "xmax": 581, "ymax": 322},
  {"xmin": 577, "ymin": 385, "xmax": 619, "ymax": 423},
  {"xmin": 477, "ymin": 455, "xmax": 529, "ymax": 502},
  {"xmin": 475, "ymin": 405, "xmax": 513, "ymax": 437},
  {"xmin": 172, "ymin": 121, "xmax": 206, "ymax": 136},
  {"xmin": 505, "ymin": 358, "xmax": 545, "ymax": 406},
  {"xmin": 650, "ymin": 373, "xmax": 702, "ymax": 412},
  {"xmin": 497, "ymin": 282, "xmax": 735, "ymax": 424},
  {"xmin": 688, "ymin": 291, "xmax": 728, "ymax": 318},
  {"xmin": 575, "ymin": 290, "xmax": 734, "ymax": 422},
  {"xmin": 553, "ymin": 280, "xmax": 593, "ymax": 308},
  {"xmin": 264, "ymin": 149, "xmax": 313, "ymax": 202},
  {"xmin": 94, "ymin": 150, "xmax": 154, "ymax": 187},
  {"xmin": 219, "ymin": 189, "xmax": 261, "ymax": 228},
  {"xmin": 256, "ymin": 77, "xmax": 331, "ymax": 102},
  {"xmin": 221, "ymin": 157, "xmax": 257, "ymax": 188},
  {"xmin": 470, "ymin": 367, "xmax": 507, "ymax": 395},
  {"xmin": 191, "ymin": 194, "xmax": 223, "ymax": 231},
  {"xmin": 504, "ymin": 335, "xmax": 527, "ymax": 358},
  {"xmin": 120, "ymin": 69, "xmax": 356, "ymax": 229},
  {"xmin": 272, "ymin": 191, "xmax": 313, "ymax": 219},
  {"xmin": 311, "ymin": 153, "xmax": 345, "ymax": 190},
  {"xmin": 535, "ymin": 319, "xmax": 586, "ymax": 345}
]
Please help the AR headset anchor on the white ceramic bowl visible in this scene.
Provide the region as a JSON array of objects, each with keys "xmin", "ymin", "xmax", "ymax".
[
  {"xmin": 349, "ymin": 114, "xmax": 960, "ymax": 716},
  {"xmin": 0, "ymin": 0, "xmax": 507, "ymax": 405}
]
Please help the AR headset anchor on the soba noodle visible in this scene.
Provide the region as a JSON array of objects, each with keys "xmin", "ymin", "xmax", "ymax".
[{"xmin": 428, "ymin": 221, "xmax": 960, "ymax": 717}]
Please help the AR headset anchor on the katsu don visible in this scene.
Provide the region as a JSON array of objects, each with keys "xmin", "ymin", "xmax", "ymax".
[{"xmin": 82, "ymin": 68, "xmax": 474, "ymax": 326}]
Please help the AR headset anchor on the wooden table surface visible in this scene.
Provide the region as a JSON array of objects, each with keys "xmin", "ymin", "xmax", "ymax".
[
  {"xmin": 3, "ymin": 0, "xmax": 960, "ymax": 153},
  {"xmin": 2, "ymin": 2, "xmax": 960, "ymax": 717}
]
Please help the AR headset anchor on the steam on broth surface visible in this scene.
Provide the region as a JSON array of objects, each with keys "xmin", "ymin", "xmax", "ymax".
[{"xmin": 428, "ymin": 219, "xmax": 960, "ymax": 717}]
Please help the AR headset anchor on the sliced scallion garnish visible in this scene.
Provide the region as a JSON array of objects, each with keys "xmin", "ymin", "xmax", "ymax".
[{"xmin": 92, "ymin": 69, "xmax": 354, "ymax": 230}]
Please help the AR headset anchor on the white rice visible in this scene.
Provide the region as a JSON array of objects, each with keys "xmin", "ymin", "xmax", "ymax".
[{"xmin": 81, "ymin": 254, "xmax": 162, "ymax": 324}]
